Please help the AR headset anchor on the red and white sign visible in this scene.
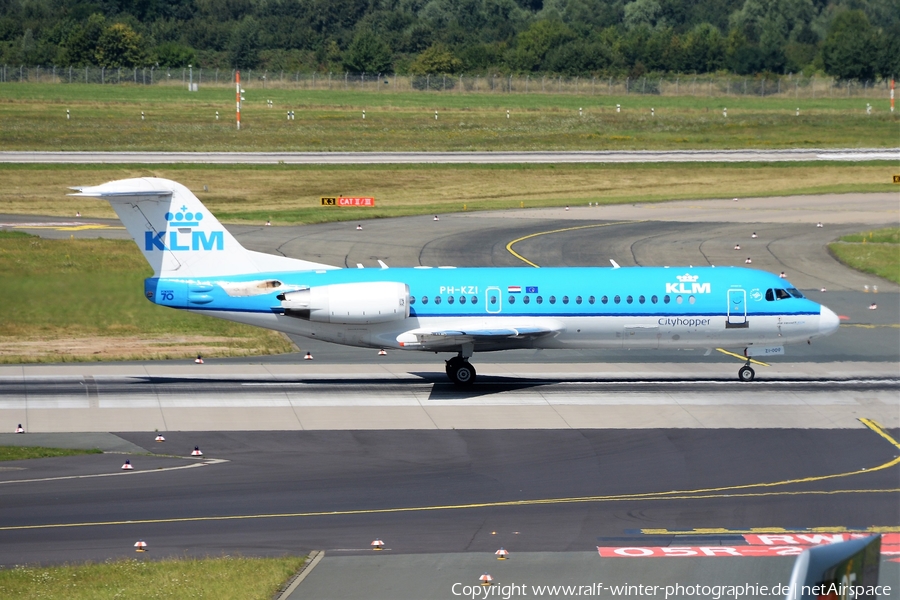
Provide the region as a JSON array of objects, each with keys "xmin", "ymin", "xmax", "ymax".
[
  {"xmin": 597, "ymin": 533, "xmax": 899, "ymax": 558},
  {"xmin": 338, "ymin": 197, "xmax": 375, "ymax": 207},
  {"xmin": 597, "ymin": 546, "xmax": 805, "ymax": 558}
]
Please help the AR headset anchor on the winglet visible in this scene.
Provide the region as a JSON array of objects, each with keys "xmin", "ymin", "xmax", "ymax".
[{"xmin": 610, "ymin": 259, "xmax": 620, "ymax": 269}]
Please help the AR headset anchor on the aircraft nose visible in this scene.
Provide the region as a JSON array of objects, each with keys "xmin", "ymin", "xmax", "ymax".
[{"xmin": 819, "ymin": 305, "xmax": 840, "ymax": 336}]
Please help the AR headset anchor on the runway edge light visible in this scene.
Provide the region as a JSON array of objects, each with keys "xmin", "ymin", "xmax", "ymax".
[
  {"xmin": 134, "ymin": 540, "xmax": 147, "ymax": 552},
  {"xmin": 495, "ymin": 548, "xmax": 509, "ymax": 560},
  {"xmin": 371, "ymin": 539, "xmax": 384, "ymax": 550},
  {"xmin": 15, "ymin": 424, "xmax": 23, "ymax": 433},
  {"xmin": 191, "ymin": 446, "xmax": 203, "ymax": 456},
  {"xmin": 480, "ymin": 573, "xmax": 494, "ymax": 586},
  {"xmin": 122, "ymin": 459, "xmax": 134, "ymax": 470}
]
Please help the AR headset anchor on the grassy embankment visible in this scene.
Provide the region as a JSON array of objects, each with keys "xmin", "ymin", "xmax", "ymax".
[
  {"xmin": 828, "ymin": 227, "xmax": 900, "ymax": 284},
  {"xmin": 0, "ymin": 446, "xmax": 102, "ymax": 460},
  {"xmin": 1, "ymin": 161, "xmax": 895, "ymax": 225},
  {"xmin": 0, "ymin": 556, "xmax": 305, "ymax": 600},
  {"xmin": 0, "ymin": 230, "xmax": 293, "ymax": 363},
  {"xmin": 0, "ymin": 83, "xmax": 897, "ymax": 151}
]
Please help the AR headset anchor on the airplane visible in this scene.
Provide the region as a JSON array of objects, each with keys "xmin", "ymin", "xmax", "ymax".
[{"xmin": 71, "ymin": 177, "xmax": 840, "ymax": 385}]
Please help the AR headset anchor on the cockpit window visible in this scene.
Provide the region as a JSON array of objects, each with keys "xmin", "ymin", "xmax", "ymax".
[
  {"xmin": 765, "ymin": 289, "xmax": 774, "ymax": 301},
  {"xmin": 775, "ymin": 288, "xmax": 791, "ymax": 300},
  {"xmin": 787, "ymin": 288, "xmax": 804, "ymax": 298}
]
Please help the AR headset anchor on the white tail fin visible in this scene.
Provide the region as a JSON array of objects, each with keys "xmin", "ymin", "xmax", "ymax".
[{"xmin": 70, "ymin": 177, "xmax": 337, "ymax": 277}]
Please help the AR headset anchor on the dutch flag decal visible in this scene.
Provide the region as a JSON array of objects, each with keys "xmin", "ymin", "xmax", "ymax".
[{"xmin": 507, "ymin": 286, "xmax": 521, "ymax": 293}]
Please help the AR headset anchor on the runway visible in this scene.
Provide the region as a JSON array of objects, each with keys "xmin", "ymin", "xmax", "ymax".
[
  {"xmin": 1, "ymin": 190, "xmax": 898, "ymax": 593},
  {"xmin": 0, "ymin": 149, "xmax": 897, "ymax": 163}
]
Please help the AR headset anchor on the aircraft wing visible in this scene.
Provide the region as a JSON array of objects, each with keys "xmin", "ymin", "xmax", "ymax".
[{"xmin": 397, "ymin": 326, "xmax": 559, "ymax": 350}]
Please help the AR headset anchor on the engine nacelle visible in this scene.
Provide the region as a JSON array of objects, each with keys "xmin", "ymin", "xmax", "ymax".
[{"xmin": 278, "ymin": 281, "xmax": 409, "ymax": 324}]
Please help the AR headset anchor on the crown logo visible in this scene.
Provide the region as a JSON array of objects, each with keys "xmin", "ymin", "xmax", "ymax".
[
  {"xmin": 676, "ymin": 273, "xmax": 699, "ymax": 282},
  {"xmin": 165, "ymin": 205, "xmax": 205, "ymax": 228}
]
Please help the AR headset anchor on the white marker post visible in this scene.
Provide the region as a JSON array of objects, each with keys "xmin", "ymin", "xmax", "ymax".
[
  {"xmin": 891, "ymin": 79, "xmax": 895, "ymax": 113},
  {"xmin": 236, "ymin": 71, "xmax": 241, "ymax": 131}
]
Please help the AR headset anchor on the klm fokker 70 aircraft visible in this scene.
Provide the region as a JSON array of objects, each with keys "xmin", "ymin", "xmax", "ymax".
[{"xmin": 72, "ymin": 177, "xmax": 840, "ymax": 385}]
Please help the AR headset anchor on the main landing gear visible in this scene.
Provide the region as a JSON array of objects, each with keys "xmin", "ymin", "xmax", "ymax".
[
  {"xmin": 738, "ymin": 360, "xmax": 755, "ymax": 382},
  {"xmin": 446, "ymin": 355, "xmax": 477, "ymax": 385}
]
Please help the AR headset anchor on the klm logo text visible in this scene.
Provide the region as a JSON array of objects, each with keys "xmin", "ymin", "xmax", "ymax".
[
  {"xmin": 145, "ymin": 231, "xmax": 224, "ymax": 251},
  {"xmin": 665, "ymin": 281, "xmax": 711, "ymax": 294}
]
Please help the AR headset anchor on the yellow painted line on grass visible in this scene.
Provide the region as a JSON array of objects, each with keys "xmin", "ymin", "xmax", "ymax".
[
  {"xmin": 505, "ymin": 221, "xmax": 640, "ymax": 268},
  {"xmin": 715, "ymin": 348, "xmax": 769, "ymax": 367},
  {"xmin": 0, "ymin": 488, "xmax": 896, "ymax": 532},
  {"xmin": 859, "ymin": 418, "xmax": 900, "ymax": 450},
  {"xmin": 841, "ymin": 323, "xmax": 900, "ymax": 329}
]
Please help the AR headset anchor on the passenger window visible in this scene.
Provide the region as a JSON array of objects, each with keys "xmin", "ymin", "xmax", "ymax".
[
  {"xmin": 688, "ymin": 295, "xmax": 696, "ymax": 304},
  {"xmin": 471, "ymin": 296, "xmax": 477, "ymax": 304},
  {"xmin": 664, "ymin": 295, "xmax": 670, "ymax": 304},
  {"xmin": 601, "ymin": 295, "xmax": 608, "ymax": 304},
  {"xmin": 459, "ymin": 296, "xmax": 467, "ymax": 304},
  {"xmin": 589, "ymin": 296, "xmax": 595, "ymax": 304},
  {"xmin": 434, "ymin": 296, "xmax": 442, "ymax": 305},
  {"xmin": 765, "ymin": 289, "xmax": 774, "ymax": 301},
  {"xmin": 626, "ymin": 295, "xmax": 633, "ymax": 304},
  {"xmin": 421, "ymin": 296, "xmax": 428, "ymax": 305},
  {"xmin": 576, "ymin": 296, "xmax": 582, "ymax": 304},
  {"xmin": 676, "ymin": 295, "xmax": 683, "ymax": 304},
  {"xmin": 536, "ymin": 296, "xmax": 543, "ymax": 304},
  {"xmin": 490, "ymin": 296, "xmax": 496, "ymax": 305},
  {"xmin": 638, "ymin": 295, "xmax": 645, "ymax": 304},
  {"xmin": 508, "ymin": 296, "xmax": 515, "ymax": 304},
  {"xmin": 409, "ymin": 296, "xmax": 416, "ymax": 305},
  {"xmin": 614, "ymin": 295, "xmax": 621, "ymax": 304},
  {"xmin": 523, "ymin": 296, "xmax": 530, "ymax": 304},
  {"xmin": 563, "ymin": 296, "xmax": 569, "ymax": 304},
  {"xmin": 447, "ymin": 296, "xmax": 455, "ymax": 304},
  {"xmin": 651, "ymin": 295, "xmax": 658, "ymax": 304},
  {"xmin": 549, "ymin": 296, "xmax": 556, "ymax": 304}
]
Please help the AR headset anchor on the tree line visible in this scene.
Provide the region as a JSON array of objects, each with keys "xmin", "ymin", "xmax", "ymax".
[{"xmin": 1, "ymin": 0, "xmax": 897, "ymax": 81}]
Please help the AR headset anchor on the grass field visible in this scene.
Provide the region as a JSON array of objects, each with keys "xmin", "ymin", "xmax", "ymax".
[
  {"xmin": 0, "ymin": 446, "xmax": 102, "ymax": 461},
  {"xmin": 2, "ymin": 162, "xmax": 895, "ymax": 224},
  {"xmin": 828, "ymin": 227, "xmax": 900, "ymax": 284},
  {"xmin": 0, "ymin": 555, "xmax": 304, "ymax": 600},
  {"xmin": 1, "ymin": 84, "xmax": 897, "ymax": 151},
  {"xmin": 0, "ymin": 231, "xmax": 294, "ymax": 363}
]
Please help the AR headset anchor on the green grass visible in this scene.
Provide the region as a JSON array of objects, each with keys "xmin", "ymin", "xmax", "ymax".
[
  {"xmin": 1, "ymin": 162, "xmax": 895, "ymax": 224},
  {"xmin": 828, "ymin": 227, "xmax": 900, "ymax": 284},
  {"xmin": 0, "ymin": 231, "xmax": 294, "ymax": 363},
  {"xmin": 0, "ymin": 446, "xmax": 102, "ymax": 461},
  {"xmin": 0, "ymin": 83, "xmax": 897, "ymax": 151},
  {"xmin": 0, "ymin": 555, "xmax": 305, "ymax": 600}
]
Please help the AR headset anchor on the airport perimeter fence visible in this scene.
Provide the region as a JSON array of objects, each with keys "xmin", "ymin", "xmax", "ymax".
[{"xmin": 1, "ymin": 65, "xmax": 893, "ymax": 99}]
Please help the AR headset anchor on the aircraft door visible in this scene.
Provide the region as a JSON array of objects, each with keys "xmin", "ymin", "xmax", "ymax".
[
  {"xmin": 486, "ymin": 287, "xmax": 501, "ymax": 313},
  {"xmin": 726, "ymin": 288, "xmax": 748, "ymax": 328}
]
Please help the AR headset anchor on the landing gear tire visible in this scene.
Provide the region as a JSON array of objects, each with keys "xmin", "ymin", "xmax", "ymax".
[
  {"xmin": 738, "ymin": 365, "xmax": 755, "ymax": 382},
  {"xmin": 446, "ymin": 357, "xmax": 476, "ymax": 386}
]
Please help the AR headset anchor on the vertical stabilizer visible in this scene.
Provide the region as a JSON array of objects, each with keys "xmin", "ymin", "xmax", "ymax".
[{"xmin": 70, "ymin": 177, "xmax": 337, "ymax": 277}]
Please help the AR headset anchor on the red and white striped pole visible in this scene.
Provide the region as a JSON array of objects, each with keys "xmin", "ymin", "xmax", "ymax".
[
  {"xmin": 236, "ymin": 70, "xmax": 241, "ymax": 130},
  {"xmin": 891, "ymin": 79, "xmax": 895, "ymax": 113}
]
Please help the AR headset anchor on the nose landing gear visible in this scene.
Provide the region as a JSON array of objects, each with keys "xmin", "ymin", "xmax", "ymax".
[{"xmin": 446, "ymin": 355, "xmax": 477, "ymax": 385}]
